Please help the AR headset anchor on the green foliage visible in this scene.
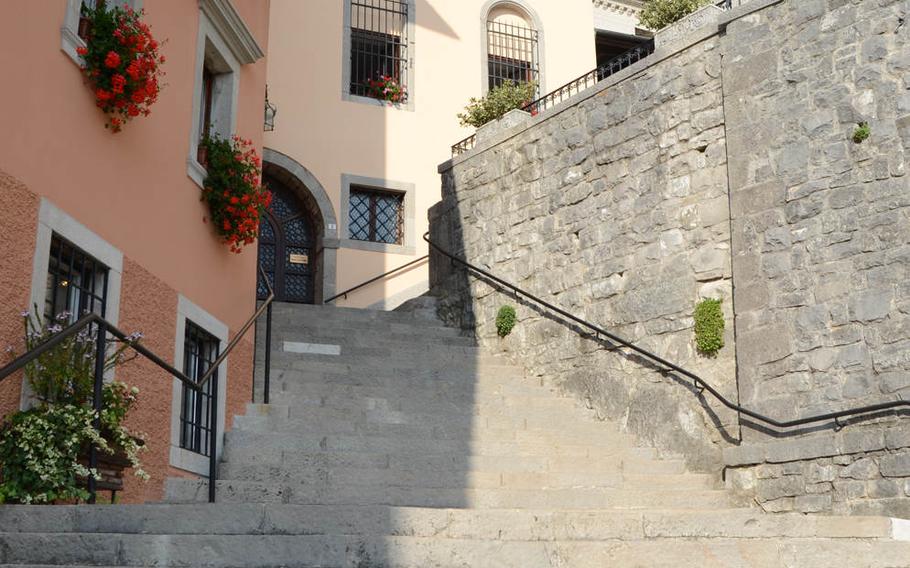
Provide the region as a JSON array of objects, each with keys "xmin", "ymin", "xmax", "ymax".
[
  {"xmin": 694, "ymin": 298, "xmax": 725, "ymax": 356},
  {"xmin": 0, "ymin": 311, "xmax": 147, "ymax": 504},
  {"xmin": 639, "ymin": 0, "xmax": 713, "ymax": 30},
  {"xmin": 853, "ymin": 122, "xmax": 871, "ymax": 144},
  {"xmin": 495, "ymin": 305, "xmax": 517, "ymax": 338},
  {"xmin": 457, "ymin": 81, "xmax": 537, "ymax": 128}
]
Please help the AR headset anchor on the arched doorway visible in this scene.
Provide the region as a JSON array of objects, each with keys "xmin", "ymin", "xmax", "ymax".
[{"xmin": 257, "ymin": 176, "xmax": 317, "ymax": 303}]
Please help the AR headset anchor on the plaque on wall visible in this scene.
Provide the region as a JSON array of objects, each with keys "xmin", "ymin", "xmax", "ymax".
[{"xmin": 289, "ymin": 253, "xmax": 309, "ymax": 265}]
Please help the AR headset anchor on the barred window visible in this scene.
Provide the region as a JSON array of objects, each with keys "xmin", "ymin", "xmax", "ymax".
[
  {"xmin": 78, "ymin": 0, "xmax": 133, "ymax": 40},
  {"xmin": 179, "ymin": 322, "xmax": 220, "ymax": 457},
  {"xmin": 349, "ymin": 0, "xmax": 409, "ymax": 99},
  {"xmin": 349, "ymin": 187, "xmax": 404, "ymax": 245},
  {"xmin": 486, "ymin": 7, "xmax": 539, "ymax": 91},
  {"xmin": 44, "ymin": 234, "xmax": 109, "ymax": 325}
]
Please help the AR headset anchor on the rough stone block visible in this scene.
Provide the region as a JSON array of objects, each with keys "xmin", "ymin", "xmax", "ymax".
[{"xmin": 879, "ymin": 453, "xmax": 910, "ymax": 478}]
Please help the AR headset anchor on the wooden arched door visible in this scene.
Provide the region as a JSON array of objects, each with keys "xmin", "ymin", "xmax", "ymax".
[{"xmin": 257, "ymin": 181, "xmax": 317, "ymax": 304}]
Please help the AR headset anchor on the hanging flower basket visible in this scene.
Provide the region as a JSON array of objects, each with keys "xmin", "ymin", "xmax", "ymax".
[
  {"xmin": 200, "ymin": 135, "xmax": 272, "ymax": 254},
  {"xmin": 76, "ymin": 5, "xmax": 165, "ymax": 132},
  {"xmin": 367, "ymin": 75, "xmax": 407, "ymax": 103}
]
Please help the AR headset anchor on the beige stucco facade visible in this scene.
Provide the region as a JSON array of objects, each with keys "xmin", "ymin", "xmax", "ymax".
[{"xmin": 264, "ymin": 0, "xmax": 612, "ymax": 309}]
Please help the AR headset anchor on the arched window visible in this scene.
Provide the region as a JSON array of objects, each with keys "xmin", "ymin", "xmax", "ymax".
[{"xmin": 485, "ymin": 3, "xmax": 540, "ymax": 92}]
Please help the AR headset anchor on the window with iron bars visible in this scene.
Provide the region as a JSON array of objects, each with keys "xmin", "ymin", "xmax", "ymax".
[
  {"xmin": 44, "ymin": 234, "xmax": 109, "ymax": 325},
  {"xmin": 179, "ymin": 322, "xmax": 220, "ymax": 457},
  {"xmin": 349, "ymin": 0, "xmax": 409, "ymax": 99},
  {"xmin": 486, "ymin": 20, "xmax": 539, "ymax": 91},
  {"xmin": 349, "ymin": 186, "xmax": 404, "ymax": 245}
]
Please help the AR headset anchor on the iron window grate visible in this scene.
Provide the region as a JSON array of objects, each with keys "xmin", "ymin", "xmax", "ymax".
[
  {"xmin": 349, "ymin": 0, "xmax": 409, "ymax": 98},
  {"xmin": 349, "ymin": 187, "xmax": 404, "ymax": 245},
  {"xmin": 180, "ymin": 322, "xmax": 220, "ymax": 457},
  {"xmin": 45, "ymin": 234, "xmax": 109, "ymax": 324},
  {"xmin": 487, "ymin": 20, "xmax": 539, "ymax": 91}
]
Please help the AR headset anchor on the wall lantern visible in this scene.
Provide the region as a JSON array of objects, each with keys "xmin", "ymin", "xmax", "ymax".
[{"xmin": 264, "ymin": 86, "xmax": 277, "ymax": 132}]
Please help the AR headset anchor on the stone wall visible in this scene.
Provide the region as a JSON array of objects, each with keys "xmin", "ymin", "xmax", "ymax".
[
  {"xmin": 432, "ymin": 0, "xmax": 910, "ymax": 515},
  {"xmin": 432, "ymin": 27, "xmax": 738, "ymax": 471}
]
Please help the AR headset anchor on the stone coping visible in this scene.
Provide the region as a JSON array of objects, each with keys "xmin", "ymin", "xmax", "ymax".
[
  {"xmin": 725, "ymin": 425, "xmax": 910, "ymax": 467},
  {"xmin": 439, "ymin": 0, "xmax": 787, "ymax": 174}
]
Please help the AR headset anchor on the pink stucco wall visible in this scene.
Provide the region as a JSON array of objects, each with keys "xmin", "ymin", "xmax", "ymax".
[
  {"xmin": 0, "ymin": 1, "xmax": 268, "ymax": 503},
  {"xmin": 0, "ymin": 0, "xmax": 270, "ymax": 332},
  {"xmin": 0, "ymin": 171, "xmax": 40, "ymax": 420}
]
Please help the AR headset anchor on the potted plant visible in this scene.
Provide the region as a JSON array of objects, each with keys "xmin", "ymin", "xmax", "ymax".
[
  {"xmin": 199, "ymin": 134, "xmax": 273, "ymax": 253},
  {"xmin": 75, "ymin": 4, "xmax": 166, "ymax": 132},
  {"xmin": 367, "ymin": 75, "xmax": 407, "ymax": 103},
  {"xmin": 0, "ymin": 310, "xmax": 147, "ymax": 504}
]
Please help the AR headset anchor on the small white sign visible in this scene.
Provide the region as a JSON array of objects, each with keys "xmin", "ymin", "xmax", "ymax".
[{"xmin": 283, "ymin": 341, "xmax": 341, "ymax": 356}]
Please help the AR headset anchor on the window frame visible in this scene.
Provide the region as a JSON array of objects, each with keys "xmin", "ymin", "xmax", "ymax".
[
  {"xmin": 178, "ymin": 321, "xmax": 221, "ymax": 457},
  {"xmin": 341, "ymin": 0, "xmax": 417, "ymax": 111},
  {"xmin": 478, "ymin": 0, "xmax": 546, "ymax": 95},
  {"xmin": 187, "ymin": 11, "xmax": 242, "ymax": 188},
  {"xmin": 348, "ymin": 186, "xmax": 405, "ymax": 246},
  {"xmin": 61, "ymin": 0, "xmax": 143, "ymax": 68},
  {"xmin": 340, "ymin": 174, "xmax": 415, "ymax": 255},
  {"xmin": 24, "ymin": 198, "xmax": 124, "ymax": 409},
  {"xmin": 44, "ymin": 234, "xmax": 110, "ymax": 325},
  {"xmin": 169, "ymin": 295, "xmax": 229, "ymax": 476}
]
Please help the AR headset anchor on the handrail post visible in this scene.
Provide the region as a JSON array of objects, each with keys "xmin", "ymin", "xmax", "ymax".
[
  {"xmin": 264, "ymin": 301, "xmax": 272, "ymax": 405},
  {"xmin": 208, "ymin": 373, "xmax": 218, "ymax": 504},
  {"xmin": 87, "ymin": 324, "xmax": 106, "ymax": 504}
]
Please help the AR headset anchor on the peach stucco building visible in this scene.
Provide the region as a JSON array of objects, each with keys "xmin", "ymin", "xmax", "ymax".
[
  {"xmin": 0, "ymin": 0, "xmax": 269, "ymax": 502},
  {"xmin": 260, "ymin": 0, "xmax": 651, "ymax": 310}
]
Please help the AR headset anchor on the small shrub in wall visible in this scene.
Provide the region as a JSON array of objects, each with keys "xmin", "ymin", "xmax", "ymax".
[
  {"xmin": 853, "ymin": 122, "xmax": 871, "ymax": 144},
  {"xmin": 694, "ymin": 298, "xmax": 724, "ymax": 356},
  {"xmin": 76, "ymin": 4, "xmax": 165, "ymax": 132},
  {"xmin": 458, "ymin": 81, "xmax": 538, "ymax": 128},
  {"xmin": 496, "ymin": 305, "xmax": 517, "ymax": 338},
  {"xmin": 200, "ymin": 135, "xmax": 272, "ymax": 254},
  {"xmin": 639, "ymin": 0, "xmax": 713, "ymax": 31}
]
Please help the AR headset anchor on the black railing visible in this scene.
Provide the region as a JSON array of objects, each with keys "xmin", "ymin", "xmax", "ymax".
[
  {"xmin": 0, "ymin": 265, "xmax": 275, "ymax": 504},
  {"xmin": 324, "ymin": 255, "xmax": 429, "ymax": 304},
  {"xmin": 424, "ymin": 232, "xmax": 910, "ymax": 431},
  {"xmin": 522, "ymin": 41, "xmax": 655, "ymax": 117},
  {"xmin": 451, "ymin": 134, "xmax": 477, "ymax": 158}
]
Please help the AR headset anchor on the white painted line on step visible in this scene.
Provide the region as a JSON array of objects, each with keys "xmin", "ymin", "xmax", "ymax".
[{"xmin": 282, "ymin": 341, "xmax": 341, "ymax": 356}]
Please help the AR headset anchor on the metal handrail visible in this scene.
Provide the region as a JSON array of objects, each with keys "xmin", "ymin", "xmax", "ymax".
[
  {"xmin": 424, "ymin": 232, "xmax": 910, "ymax": 431},
  {"xmin": 324, "ymin": 255, "xmax": 429, "ymax": 304},
  {"xmin": 0, "ymin": 263, "xmax": 275, "ymax": 503}
]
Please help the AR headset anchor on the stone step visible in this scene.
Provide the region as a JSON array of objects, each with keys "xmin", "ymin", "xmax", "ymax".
[
  {"xmin": 266, "ymin": 327, "xmax": 475, "ymax": 347},
  {"xmin": 220, "ymin": 430, "xmax": 653, "ymax": 460},
  {"xmin": 268, "ymin": 302, "xmax": 447, "ymax": 324},
  {"xmin": 1, "ymin": 504, "xmax": 904, "ymax": 541},
  {"xmin": 215, "ymin": 460, "xmax": 717, "ymax": 490},
  {"xmin": 268, "ymin": 354, "xmax": 513, "ymax": 375},
  {"xmin": 262, "ymin": 378, "xmax": 556, "ymax": 402},
  {"xmin": 271, "ymin": 368, "xmax": 530, "ymax": 393},
  {"xmin": 165, "ymin": 479, "xmax": 739, "ymax": 509},
  {"xmin": 7, "ymin": 532, "xmax": 909, "ymax": 568},
  {"xmin": 216, "ymin": 445, "xmax": 683, "ymax": 476}
]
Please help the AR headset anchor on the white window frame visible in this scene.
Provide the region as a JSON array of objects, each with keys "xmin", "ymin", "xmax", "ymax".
[
  {"xmin": 169, "ymin": 294, "xmax": 229, "ymax": 476},
  {"xmin": 340, "ymin": 173, "xmax": 416, "ymax": 255},
  {"xmin": 341, "ymin": 0, "xmax": 417, "ymax": 111},
  {"xmin": 61, "ymin": 0, "xmax": 143, "ymax": 67},
  {"xmin": 186, "ymin": 12, "xmax": 242, "ymax": 188},
  {"xmin": 24, "ymin": 198, "xmax": 124, "ymax": 409}
]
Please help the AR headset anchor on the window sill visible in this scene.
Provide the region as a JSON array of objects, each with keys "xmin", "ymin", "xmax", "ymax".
[
  {"xmin": 340, "ymin": 238, "xmax": 415, "ymax": 255},
  {"xmin": 342, "ymin": 92, "xmax": 415, "ymax": 112},
  {"xmin": 61, "ymin": 26, "xmax": 86, "ymax": 68},
  {"xmin": 169, "ymin": 445, "xmax": 210, "ymax": 476},
  {"xmin": 187, "ymin": 157, "xmax": 207, "ymax": 190}
]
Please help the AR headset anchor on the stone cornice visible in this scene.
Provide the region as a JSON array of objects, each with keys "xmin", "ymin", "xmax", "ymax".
[
  {"xmin": 592, "ymin": 0, "xmax": 644, "ymax": 15},
  {"xmin": 198, "ymin": 0, "xmax": 264, "ymax": 65}
]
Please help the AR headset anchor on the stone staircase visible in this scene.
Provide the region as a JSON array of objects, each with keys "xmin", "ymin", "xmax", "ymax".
[{"xmin": 2, "ymin": 299, "xmax": 910, "ymax": 567}]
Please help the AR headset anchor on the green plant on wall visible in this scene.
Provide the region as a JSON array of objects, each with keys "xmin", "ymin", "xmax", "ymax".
[
  {"xmin": 457, "ymin": 81, "xmax": 537, "ymax": 128},
  {"xmin": 639, "ymin": 0, "xmax": 713, "ymax": 30},
  {"xmin": 496, "ymin": 305, "xmax": 517, "ymax": 337},
  {"xmin": 694, "ymin": 298, "xmax": 724, "ymax": 356},
  {"xmin": 853, "ymin": 122, "xmax": 871, "ymax": 144}
]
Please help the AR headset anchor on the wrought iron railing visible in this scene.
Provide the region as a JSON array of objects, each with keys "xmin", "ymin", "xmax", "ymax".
[
  {"xmin": 424, "ymin": 232, "xmax": 910, "ymax": 431},
  {"xmin": 0, "ymin": 265, "xmax": 275, "ymax": 504},
  {"xmin": 324, "ymin": 255, "xmax": 429, "ymax": 304}
]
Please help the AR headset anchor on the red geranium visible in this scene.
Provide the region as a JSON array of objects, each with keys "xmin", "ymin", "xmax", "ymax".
[
  {"xmin": 200, "ymin": 135, "xmax": 271, "ymax": 254},
  {"xmin": 77, "ymin": 5, "xmax": 166, "ymax": 132},
  {"xmin": 367, "ymin": 75, "xmax": 406, "ymax": 103}
]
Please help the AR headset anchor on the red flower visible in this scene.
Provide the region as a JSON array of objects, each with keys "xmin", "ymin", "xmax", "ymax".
[
  {"xmin": 104, "ymin": 51, "xmax": 121, "ymax": 69},
  {"xmin": 76, "ymin": 46, "xmax": 88, "ymax": 56},
  {"xmin": 111, "ymin": 74, "xmax": 126, "ymax": 94},
  {"xmin": 127, "ymin": 104, "xmax": 140, "ymax": 117}
]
